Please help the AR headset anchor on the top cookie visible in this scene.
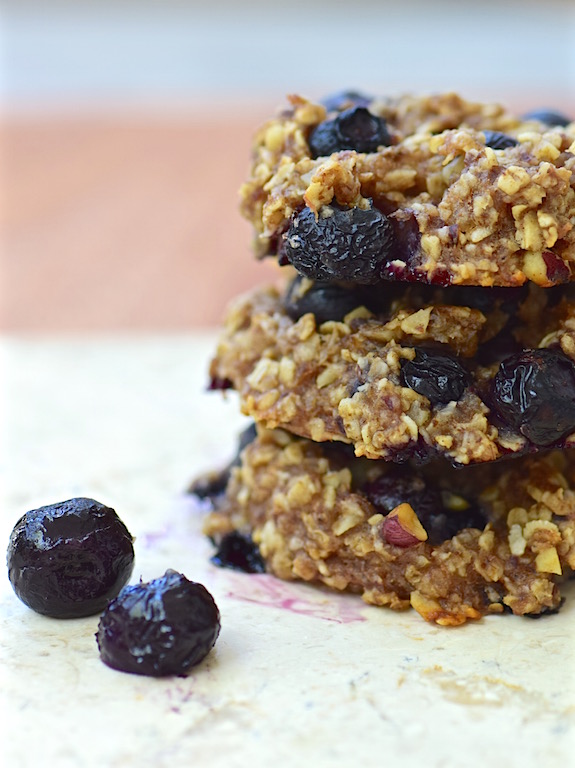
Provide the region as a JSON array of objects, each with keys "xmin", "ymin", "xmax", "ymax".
[{"xmin": 240, "ymin": 92, "xmax": 575, "ymax": 287}]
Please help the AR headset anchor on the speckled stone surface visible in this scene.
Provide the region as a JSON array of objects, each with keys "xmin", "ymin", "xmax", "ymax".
[{"xmin": 1, "ymin": 335, "xmax": 574, "ymax": 768}]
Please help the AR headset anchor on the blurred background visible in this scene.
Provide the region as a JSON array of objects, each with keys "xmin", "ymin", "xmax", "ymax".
[{"xmin": 2, "ymin": 0, "xmax": 575, "ymax": 332}]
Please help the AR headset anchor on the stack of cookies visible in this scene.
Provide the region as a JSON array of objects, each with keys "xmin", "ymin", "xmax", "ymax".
[{"xmin": 197, "ymin": 91, "xmax": 575, "ymax": 625}]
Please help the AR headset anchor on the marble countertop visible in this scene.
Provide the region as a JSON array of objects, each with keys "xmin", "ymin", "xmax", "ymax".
[{"xmin": 2, "ymin": 334, "xmax": 574, "ymax": 768}]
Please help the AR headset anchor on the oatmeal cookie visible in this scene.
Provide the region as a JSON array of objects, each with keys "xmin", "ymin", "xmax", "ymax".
[
  {"xmin": 209, "ymin": 280, "xmax": 575, "ymax": 466},
  {"xmin": 201, "ymin": 427, "xmax": 575, "ymax": 626},
  {"xmin": 241, "ymin": 92, "xmax": 575, "ymax": 287}
]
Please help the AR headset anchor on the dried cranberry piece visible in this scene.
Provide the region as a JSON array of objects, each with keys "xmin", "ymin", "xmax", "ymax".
[
  {"xmin": 400, "ymin": 349, "xmax": 470, "ymax": 405},
  {"xmin": 283, "ymin": 203, "xmax": 394, "ymax": 284},
  {"xmin": 491, "ymin": 348, "xmax": 575, "ymax": 446},
  {"xmin": 210, "ymin": 531, "xmax": 266, "ymax": 573},
  {"xmin": 308, "ymin": 107, "xmax": 390, "ymax": 157},
  {"xmin": 7, "ymin": 497, "xmax": 134, "ymax": 618},
  {"xmin": 96, "ymin": 569, "xmax": 220, "ymax": 677},
  {"xmin": 542, "ymin": 251, "xmax": 570, "ymax": 284},
  {"xmin": 483, "ymin": 130, "xmax": 518, "ymax": 149}
]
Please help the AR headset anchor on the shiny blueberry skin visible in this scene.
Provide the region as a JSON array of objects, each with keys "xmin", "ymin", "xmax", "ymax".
[
  {"xmin": 7, "ymin": 497, "xmax": 134, "ymax": 618},
  {"xmin": 522, "ymin": 109, "xmax": 572, "ymax": 127},
  {"xmin": 483, "ymin": 130, "xmax": 518, "ymax": 149},
  {"xmin": 211, "ymin": 531, "xmax": 266, "ymax": 574},
  {"xmin": 491, "ymin": 348, "xmax": 575, "ymax": 446},
  {"xmin": 400, "ymin": 349, "xmax": 470, "ymax": 405},
  {"xmin": 308, "ymin": 106, "xmax": 391, "ymax": 157},
  {"xmin": 362, "ymin": 473, "xmax": 486, "ymax": 545},
  {"xmin": 96, "ymin": 570, "xmax": 221, "ymax": 677},
  {"xmin": 283, "ymin": 203, "xmax": 394, "ymax": 284}
]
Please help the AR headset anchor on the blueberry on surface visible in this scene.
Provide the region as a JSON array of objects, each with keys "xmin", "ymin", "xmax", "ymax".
[
  {"xmin": 483, "ymin": 130, "xmax": 518, "ymax": 149},
  {"xmin": 522, "ymin": 109, "xmax": 572, "ymax": 127},
  {"xmin": 283, "ymin": 203, "xmax": 394, "ymax": 284},
  {"xmin": 96, "ymin": 570, "xmax": 221, "ymax": 677},
  {"xmin": 400, "ymin": 350, "xmax": 470, "ymax": 406},
  {"xmin": 309, "ymin": 107, "xmax": 391, "ymax": 157},
  {"xmin": 491, "ymin": 348, "xmax": 575, "ymax": 446},
  {"xmin": 7, "ymin": 497, "xmax": 134, "ymax": 618},
  {"xmin": 210, "ymin": 531, "xmax": 266, "ymax": 574}
]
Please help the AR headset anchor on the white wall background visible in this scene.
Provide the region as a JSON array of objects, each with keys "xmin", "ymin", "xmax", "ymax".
[{"xmin": 2, "ymin": 0, "xmax": 575, "ymax": 108}]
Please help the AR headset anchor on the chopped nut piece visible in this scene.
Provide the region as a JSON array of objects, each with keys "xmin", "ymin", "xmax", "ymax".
[
  {"xmin": 382, "ymin": 503, "xmax": 428, "ymax": 547},
  {"xmin": 535, "ymin": 547, "xmax": 562, "ymax": 575}
]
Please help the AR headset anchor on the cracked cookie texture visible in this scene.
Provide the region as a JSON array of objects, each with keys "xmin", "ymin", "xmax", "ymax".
[
  {"xmin": 241, "ymin": 92, "xmax": 575, "ymax": 287},
  {"xmin": 202, "ymin": 427, "xmax": 575, "ymax": 626},
  {"xmin": 210, "ymin": 279, "xmax": 575, "ymax": 466},
  {"xmin": 198, "ymin": 90, "xmax": 575, "ymax": 625}
]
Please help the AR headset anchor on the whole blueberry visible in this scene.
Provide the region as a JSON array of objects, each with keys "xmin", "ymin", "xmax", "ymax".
[
  {"xmin": 523, "ymin": 109, "xmax": 572, "ymax": 127},
  {"xmin": 308, "ymin": 107, "xmax": 391, "ymax": 157},
  {"xmin": 7, "ymin": 497, "xmax": 134, "ymax": 618},
  {"xmin": 283, "ymin": 203, "xmax": 394, "ymax": 284},
  {"xmin": 400, "ymin": 349, "xmax": 470, "ymax": 405},
  {"xmin": 210, "ymin": 531, "xmax": 266, "ymax": 574},
  {"xmin": 491, "ymin": 348, "xmax": 575, "ymax": 446},
  {"xmin": 96, "ymin": 570, "xmax": 221, "ymax": 677},
  {"xmin": 483, "ymin": 130, "xmax": 518, "ymax": 150}
]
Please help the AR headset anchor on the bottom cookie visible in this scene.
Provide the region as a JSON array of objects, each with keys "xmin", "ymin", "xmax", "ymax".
[{"xmin": 197, "ymin": 427, "xmax": 575, "ymax": 626}]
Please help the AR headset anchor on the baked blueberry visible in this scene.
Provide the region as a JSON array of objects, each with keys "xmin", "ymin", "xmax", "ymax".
[
  {"xmin": 188, "ymin": 469, "xmax": 230, "ymax": 501},
  {"xmin": 210, "ymin": 531, "xmax": 266, "ymax": 573},
  {"xmin": 308, "ymin": 107, "xmax": 390, "ymax": 157},
  {"xmin": 363, "ymin": 474, "xmax": 441, "ymax": 525},
  {"xmin": 7, "ymin": 497, "xmax": 134, "ymax": 618},
  {"xmin": 400, "ymin": 349, "xmax": 470, "ymax": 405},
  {"xmin": 483, "ymin": 130, "xmax": 518, "ymax": 150},
  {"xmin": 282, "ymin": 203, "xmax": 394, "ymax": 284},
  {"xmin": 490, "ymin": 348, "xmax": 575, "ymax": 446},
  {"xmin": 523, "ymin": 109, "xmax": 572, "ymax": 127},
  {"xmin": 445, "ymin": 284, "xmax": 527, "ymax": 314},
  {"xmin": 208, "ymin": 376, "xmax": 233, "ymax": 391},
  {"xmin": 96, "ymin": 569, "xmax": 220, "ymax": 677},
  {"xmin": 284, "ymin": 276, "xmax": 366, "ymax": 323},
  {"xmin": 189, "ymin": 423, "xmax": 258, "ymax": 502},
  {"xmin": 362, "ymin": 473, "xmax": 486, "ymax": 545},
  {"xmin": 320, "ymin": 90, "xmax": 373, "ymax": 112}
]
